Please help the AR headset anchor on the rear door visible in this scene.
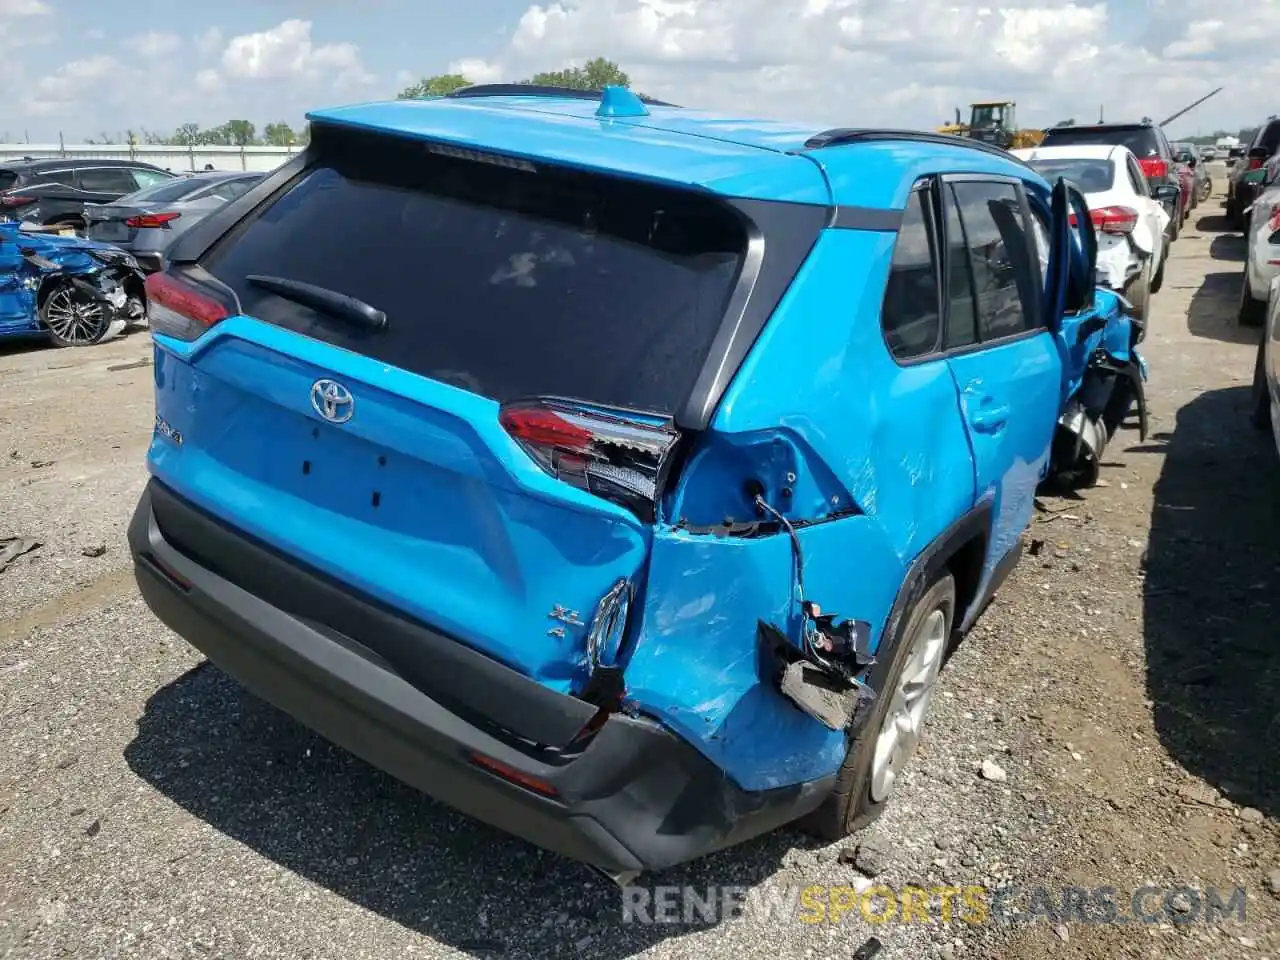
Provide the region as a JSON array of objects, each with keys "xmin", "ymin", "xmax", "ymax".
[
  {"xmin": 940, "ymin": 176, "xmax": 1062, "ymax": 570},
  {"xmin": 146, "ymin": 131, "xmax": 749, "ymax": 694}
]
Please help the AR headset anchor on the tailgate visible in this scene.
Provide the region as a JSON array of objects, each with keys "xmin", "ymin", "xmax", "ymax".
[{"xmin": 151, "ymin": 320, "xmax": 653, "ymax": 696}]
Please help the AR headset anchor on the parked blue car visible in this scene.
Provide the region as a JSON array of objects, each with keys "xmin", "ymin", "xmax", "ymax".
[
  {"xmin": 129, "ymin": 85, "xmax": 1137, "ymax": 882},
  {"xmin": 0, "ymin": 222, "xmax": 146, "ymax": 346}
]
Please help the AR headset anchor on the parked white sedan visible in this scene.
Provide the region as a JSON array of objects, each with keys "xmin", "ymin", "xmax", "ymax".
[
  {"xmin": 1240, "ymin": 183, "xmax": 1280, "ymax": 327},
  {"xmin": 1014, "ymin": 144, "xmax": 1172, "ymax": 324}
]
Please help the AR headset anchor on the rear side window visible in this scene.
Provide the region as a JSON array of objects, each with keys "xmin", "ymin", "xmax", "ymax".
[
  {"xmin": 1041, "ymin": 127, "xmax": 1159, "ymax": 159},
  {"xmin": 880, "ymin": 186, "xmax": 941, "ymax": 360},
  {"xmin": 0, "ymin": 170, "xmax": 17, "ymax": 191},
  {"xmin": 40, "ymin": 169, "xmax": 77, "ymax": 187},
  {"xmin": 200, "ymin": 131, "xmax": 746, "ymax": 415},
  {"xmin": 949, "ymin": 181, "xmax": 1039, "ymax": 340},
  {"xmin": 78, "ymin": 167, "xmax": 139, "ymax": 193}
]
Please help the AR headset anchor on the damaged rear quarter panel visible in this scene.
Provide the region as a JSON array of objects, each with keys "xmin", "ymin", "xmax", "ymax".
[{"xmin": 624, "ymin": 229, "xmax": 978, "ymax": 792}]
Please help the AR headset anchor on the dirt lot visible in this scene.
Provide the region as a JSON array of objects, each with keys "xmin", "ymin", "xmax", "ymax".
[{"xmin": 0, "ymin": 187, "xmax": 1277, "ymax": 960}]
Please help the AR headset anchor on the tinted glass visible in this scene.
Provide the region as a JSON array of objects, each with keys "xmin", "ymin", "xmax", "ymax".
[
  {"xmin": 1041, "ymin": 126, "xmax": 1160, "ymax": 158},
  {"xmin": 120, "ymin": 177, "xmax": 206, "ymax": 204},
  {"xmin": 943, "ymin": 185, "xmax": 978, "ymax": 350},
  {"xmin": 1259, "ymin": 122, "xmax": 1280, "ymax": 154},
  {"xmin": 201, "ymin": 132, "xmax": 746, "ymax": 414},
  {"xmin": 880, "ymin": 187, "xmax": 941, "ymax": 360},
  {"xmin": 78, "ymin": 167, "xmax": 139, "ymax": 193},
  {"xmin": 208, "ymin": 177, "xmax": 260, "ymax": 200},
  {"xmin": 0, "ymin": 170, "xmax": 19, "ymax": 190},
  {"xmin": 950, "ymin": 181, "xmax": 1039, "ymax": 340},
  {"xmin": 39, "ymin": 169, "xmax": 77, "ymax": 187},
  {"xmin": 1027, "ymin": 159, "xmax": 1115, "ymax": 194},
  {"xmin": 132, "ymin": 168, "xmax": 173, "ymax": 188}
]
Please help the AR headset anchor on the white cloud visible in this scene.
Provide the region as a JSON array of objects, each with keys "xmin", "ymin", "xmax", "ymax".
[
  {"xmin": 0, "ymin": 0, "xmax": 48, "ymax": 15},
  {"xmin": 194, "ymin": 68, "xmax": 224, "ymax": 94},
  {"xmin": 447, "ymin": 57, "xmax": 503, "ymax": 84},
  {"xmin": 221, "ymin": 19, "xmax": 373, "ymax": 88},
  {"xmin": 126, "ymin": 31, "xmax": 183, "ymax": 59},
  {"xmin": 195, "ymin": 26, "xmax": 223, "ymax": 57},
  {"xmin": 459, "ymin": 0, "xmax": 1280, "ymax": 135}
]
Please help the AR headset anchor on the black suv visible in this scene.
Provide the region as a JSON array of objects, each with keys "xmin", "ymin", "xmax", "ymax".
[
  {"xmin": 0, "ymin": 158, "xmax": 177, "ymax": 228},
  {"xmin": 1039, "ymin": 121, "xmax": 1183, "ymax": 239},
  {"xmin": 1227, "ymin": 117, "xmax": 1280, "ymax": 227}
]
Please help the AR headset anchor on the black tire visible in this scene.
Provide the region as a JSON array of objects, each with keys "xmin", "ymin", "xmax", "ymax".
[
  {"xmin": 1239, "ymin": 277, "xmax": 1267, "ymax": 327},
  {"xmin": 1151, "ymin": 250, "xmax": 1167, "ymax": 294},
  {"xmin": 39, "ymin": 281, "xmax": 110, "ymax": 347},
  {"xmin": 1252, "ymin": 332, "xmax": 1272, "ymax": 431},
  {"xmin": 801, "ymin": 570, "xmax": 957, "ymax": 841}
]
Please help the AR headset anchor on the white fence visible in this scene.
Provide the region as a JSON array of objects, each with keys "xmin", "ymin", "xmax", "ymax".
[{"xmin": 0, "ymin": 143, "xmax": 298, "ymax": 173}]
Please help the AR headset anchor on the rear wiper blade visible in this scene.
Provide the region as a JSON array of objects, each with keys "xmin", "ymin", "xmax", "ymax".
[{"xmin": 246, "ymin": 274, "xmax": 386, "ymax": 331}]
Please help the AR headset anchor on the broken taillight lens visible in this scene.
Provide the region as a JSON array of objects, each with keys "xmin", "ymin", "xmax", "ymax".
[
  {"xmin": 145, "ymin": 272, "xmax": 230, "ymax": 342},
  {"xmin": 498, "ymin": 399, "xmax": 680, "ymax": 522}
]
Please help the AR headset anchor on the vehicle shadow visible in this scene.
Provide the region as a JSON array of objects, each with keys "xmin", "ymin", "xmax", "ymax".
[
  {"xmin": 1209, "ymin": 234, "xmax": 1246, "ymax": 262},
  {"xmin": 1144, "ymin": 386, "xmax": 1279, "ymax": 818},
  {"xmin": 124, "ymin": 664, "xmax": 798, "ymax": 958},
  {"xmin": 1195, "ymin": 213, "xmax": 1236, "ymax": 234},
  {"xmin": 1185, "ymin": 271, "xmax": 1258, "ymax": 345}
]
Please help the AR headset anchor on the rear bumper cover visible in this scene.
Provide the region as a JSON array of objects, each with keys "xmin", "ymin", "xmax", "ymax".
[{"xmin": 129, "ymin": 479, "xmax": 832, "ymax": 878}]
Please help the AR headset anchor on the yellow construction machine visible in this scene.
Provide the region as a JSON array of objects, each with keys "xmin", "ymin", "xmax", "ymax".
[{"xmin": 938, "ymin": 101, "xmax": 1045, "ymax": 150}]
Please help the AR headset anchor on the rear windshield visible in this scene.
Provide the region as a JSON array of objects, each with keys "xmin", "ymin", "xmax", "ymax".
[
  {"xmin": 1041, "ymin": 127, "xmax": 1160, "ymax": 158},
  {"xmin": 1027, "ymin": 159, "xmax": 1115, "ymax": 194},
  {"xmin": 0, "ymin": 170, "xmax": 16, "ymax": 191},
  {"xmin": 201, "ymin": 129, "xmax": 747, "ymax": 414},
  {"xmin": 1255, "ymin": 122, "xmax": 1280, "ymax": 153},
  {"xmin": 122, "ymin": 177, "xmax": 208, "ymax": 204}
]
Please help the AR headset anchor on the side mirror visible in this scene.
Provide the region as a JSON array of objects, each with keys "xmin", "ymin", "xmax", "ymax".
[
  {"xmin": 1153, "ymin": 184, "xmax": 1180, "ymax": 203},
  {"xmin": 1186, "ymin": 156, "xmax": 1198, "ymax": 168}
]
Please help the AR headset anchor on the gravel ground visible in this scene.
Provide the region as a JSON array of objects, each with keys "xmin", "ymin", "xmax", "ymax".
[{"xmin": 1, "ymin": 181, "xmax": 1277, "ymax": 960}]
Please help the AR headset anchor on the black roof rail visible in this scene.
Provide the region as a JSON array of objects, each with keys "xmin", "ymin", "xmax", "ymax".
[
  {"xmin": 802, "ymin": 128, "xmax": 1031, "ymax": 165},
  {"xmin": 445, "ymin": 83, "xmax": 681, "ymax": 108}
]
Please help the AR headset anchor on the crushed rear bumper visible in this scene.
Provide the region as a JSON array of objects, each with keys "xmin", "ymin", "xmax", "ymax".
[{"xmin": 128, "ymin": 479, "xmax": 833, "ymax": 879}]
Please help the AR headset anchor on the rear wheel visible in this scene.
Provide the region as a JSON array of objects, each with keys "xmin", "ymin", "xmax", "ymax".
[
  {"xmin": 1252, "ymin": 332, "xmax": 1272, "ymax": 430},
  {"xmin": 1240, "ymin": 275, "xmax": 1267, "ymax": 327},
  {"xmin": 802, "ymin": 571, "xmax": 956, "ymax": 840},
  {"xmin": 40, "ymin": 282, "xmax": 110, "ymax": 347},
  {"xmin": 1151, "ymin": 250, "xmax": 1167, "ymax": 294}
]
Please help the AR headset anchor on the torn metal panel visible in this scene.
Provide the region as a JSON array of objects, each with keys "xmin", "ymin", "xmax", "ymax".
[{"xmin": 621, "ymin": 515, "xmax": 902, "ymax": 792}]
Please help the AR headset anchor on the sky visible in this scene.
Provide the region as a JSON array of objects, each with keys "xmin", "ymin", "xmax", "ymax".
[{"xmin": 0, "ymin": 0, "xmax": 1275, "ymax": 144}]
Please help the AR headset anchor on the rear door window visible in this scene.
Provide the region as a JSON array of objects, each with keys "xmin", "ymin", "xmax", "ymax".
[
  {"xmin": 200, "ymin": 131, "xmax": 747, "ymax": 415},
  {"xmin": 77, "ymin": 167, "xmax": 141, "ymax": 194},
  {"xmin": 121, "ymin": 177, "xmax": 206, "ymax": 204},
  {"xmin": 880, "ymin": 183, "xmax": 941, "ymax": 360},
  {"xmin": 948, "ymin": 180, "xmax": 1040, "ymax": 340}
]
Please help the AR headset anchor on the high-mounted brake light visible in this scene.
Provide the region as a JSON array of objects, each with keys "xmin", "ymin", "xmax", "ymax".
[
  {"xmin": 499, "ymin": 399, "xmax": 680, "ymax": 522},
  {"xmin": 1068, "ymin": 205, "xmax": 1138, "ymax": 234},
  {"xmin": 145, "ymin": 272, "xmax": 230, "ymax": 341},
  {"xmin": 126, "ymin": 211, "xmax": 181, "ymax": 228},
  {"xmin": 1138, "ymin": 158, "xmax": 1169, "ymax": 179}
]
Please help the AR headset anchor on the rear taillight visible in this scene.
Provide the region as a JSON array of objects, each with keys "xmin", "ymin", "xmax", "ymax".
[
  {"xmin": 1138, "ymin": 158, "xmax": 1169, "ymax": 179},
  {"xmin": 498, "ymin": 399, "xmax": 680, "ymax": 521},
  {"xmin": 126, "ymin": 211, "xmax": 181, "ymax": 228},
  {"xmin": 0, "ymin": 195, "xmax": 34, "ymax": 208},
  {"xmin": 1068, "ymin": 206, "xmax": 1138, "ymax": 234},
  {"xmin": 144, "ymin": 272, "xmax": 230, "ymax": 342}
]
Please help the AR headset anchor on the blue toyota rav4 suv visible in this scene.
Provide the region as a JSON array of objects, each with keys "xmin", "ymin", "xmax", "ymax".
[{"xmin": 130, "ymin": 85, "xmax": 1103, "ymax": 882}]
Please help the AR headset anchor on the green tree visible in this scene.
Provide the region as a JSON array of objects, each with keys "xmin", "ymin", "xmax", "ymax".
[
  {"xmin": 263, "ymin": 121, "xmax": 297, "ymax": 146},
  {"xmin": 225, "ymin": 120, "xmax": 256, "ymax": 146},
  {"xmin": 397, "ymin": 73, "xmax": 471, "ymax": 99},
  {"xmin": 524, "ymin": 57, "xmax": 630, "ymax": 91},
  {"xmin": 169, "ymin": 123, "xmax": 202, "ymax": 146}
]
